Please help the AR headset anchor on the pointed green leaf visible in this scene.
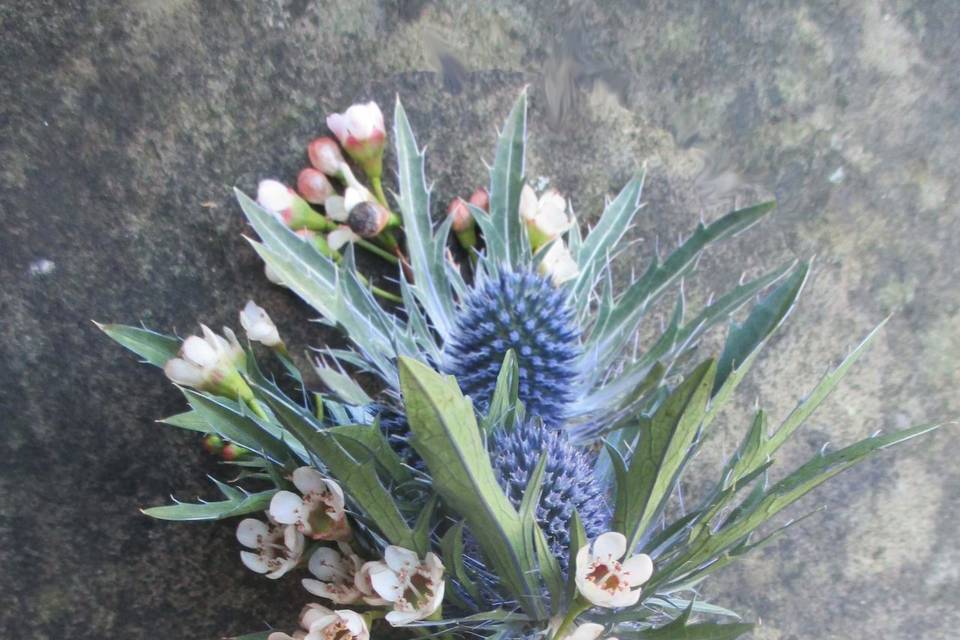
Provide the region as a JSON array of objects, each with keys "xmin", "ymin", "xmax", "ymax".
[
  {"xmin": 714, "ymin": 261, "xmax": 809, "ymax": 391},
  {"xmin": 589, "ymin": 201, "xmax": 776, "ymax": 369},
  {"xmin": 483, "ymin": 350, "xmax": 520, "ymax": 434},
  {"xmin": 393, "ymin": 98, "xmax": 457, "ymax": 336},
  {"xmin": 615, "ymin": 360, "xmax": 716, "ymax": 551},
  {"xmin": 143, "ymin": 488, "xmax": 275, "ymax": 521},
  {"xmin": 97, "ymin": 322, "xmax": 179, "ymax": 368},
  {"xmin": 159, "ymin": 410, "xmax": 210, "ymax": 433},
  {"xmin": 440, "ymin": 521, "xmax": 482, "ymax": 603},
  {"xmin": 488, "ymin": 90, "xmax": 529, "ymax": 267},
  {"xmin": 573, "ymin": 172, "xmax": 646, "ymax": 303}
]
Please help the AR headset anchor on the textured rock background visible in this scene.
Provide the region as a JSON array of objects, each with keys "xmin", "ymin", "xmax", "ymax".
[{"xmin": 2, "ymin": 1, "xmax": 958, "ymax": 638}]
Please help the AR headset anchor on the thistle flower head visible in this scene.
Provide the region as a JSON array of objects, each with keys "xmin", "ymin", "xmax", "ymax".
[
  {"xmin": 490, "ymin": 421, "xmax": 608, "ymax": 566},
  {"xmin": 443, "ymin": 269, "xmax": 581, "ymax": 425}
]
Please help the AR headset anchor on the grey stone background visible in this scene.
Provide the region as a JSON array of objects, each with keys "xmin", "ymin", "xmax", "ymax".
[{"xmin": 2, "ymin": 1, "xmax": 958, "ymax": 638}]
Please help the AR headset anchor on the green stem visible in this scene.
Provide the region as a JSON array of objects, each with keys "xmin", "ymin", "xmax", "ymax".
[
  {"xmin": 371, "ymin": 175, "xmax": 389, "ymax": 209},
  {"xmin": 552, "ymin": 598, "xmax": 591, "ymax": 640},
  {"xmin": 371, "ymin": 285, "xmax": 402, "ymax": 304},
  {"xmin": 246, "ymin": 397, "xmax": 270, "ymax": 421},
  {"xmin": 356, "ymin": 238, "xmax": 400, "ymax": 264}
]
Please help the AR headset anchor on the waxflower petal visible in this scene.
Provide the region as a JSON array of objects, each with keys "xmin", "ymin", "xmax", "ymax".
[
  {"xmin": 538, "ymin": 240, "xmax": 580, "ymax": 285},
  {"xmin": 575, "ymin": 531, "xmax": 653, "ymax": 608},
  {"xmin": 240, "ymin": 300, "xmax": 283, "ymax": 347}
]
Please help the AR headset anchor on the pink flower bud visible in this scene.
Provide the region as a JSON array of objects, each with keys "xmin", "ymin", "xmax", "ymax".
[
  {"xmin": 308, "ymin": 137, "xmax": 346, "ymax": 177},
  {"xmin": 468, "ymin": 187, "xmax": 489, "ymax": 212},
  {"xmin": 297, "ymin": 168, "xmax": 334, "ymax": 204},
  {"xmin": 447, "ymin": 198, "xmax": 474, "ymax": 234}
]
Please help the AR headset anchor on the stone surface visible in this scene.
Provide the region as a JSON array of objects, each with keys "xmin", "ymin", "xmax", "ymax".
[{"xmin": 2, "ymin": 1, "xmax": 958, "ymax": 638}]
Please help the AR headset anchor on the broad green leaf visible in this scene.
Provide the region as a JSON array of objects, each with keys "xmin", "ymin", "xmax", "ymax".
[
  {"xmin": 96, "ymin": 322, "xmax": 179, "ymax": 368},
  {"xmin": 314, "ymin": 363, "xmax": 373, "ymax": 406},
  {"xmin": 143, "ymin": 488, "xmax": 275, "ymax": 521},
  {"xmin": 393, "ymin": 98, "xmax": 457, "ymax": 337},
  {"xmin": 615, "ymin": 360, "xmax": 716, "ymax": 552},
  {"xmin": 440, "ymin": 521, "xmax": 482, "ymax": 603},
  {"xmin": 488, "ymin": 90, "xmax": 529, "ymax": 268},
  {"xmin": 714, "ymin": 261, "xmax": 809, "ymax": 391},
  {"xmin": 572, "ymin": 172, "xmax": 646, "ymax": 306},
  {"xmin": 327, "ymin": 423, "xmax": 413, "ymax": 485},
  {"xmin": 631, "ymin": 619, "xmax": 753, "ymax": 640},
  {"xmin": 248, "ymin": 369, "xmax": 419, "ymax": 551},
  {"xmin": 398, "ymin": 357, "xmax": 544, "ymax": 619}
]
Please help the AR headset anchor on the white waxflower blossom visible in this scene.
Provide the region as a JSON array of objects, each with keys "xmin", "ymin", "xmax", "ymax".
[
  {"xmin": 566, "ymin": 622, "xmax": 616, "ymax": 640},
  {"xmin": 365, "ymin": 546, "xmax": 445, "ymax": 626},
  {"xmin": 327, "ymin": 101, "xmax": 386, "ymax": 179},
  {"xmin": 520, "ymin": 184, "xmax": 573, "ymax": 250},
  {"xmin": 163, "ymin": 325, "xmax": 246, "ymax": 395},
  {"xmin": 268, "ymin": 604, "xmax": 369, "ymax": 640},
  {"xmin": 236, "ymin": 516, "xmax": 305, "ymax": 579},
  {"xmin": 239, "ymin": 300, "xmax": 283, "ymax": 348},
  {"xmin": 326, "ymin": 102, "xmax": 385, "ymax": 152},
  {"xmin": 575, "ymin": 531, "xmax": 653, "ymax": 608},
  {"xmin": 538, "ymin": 240, "xmax": 580, "ymax": 286},
  {"xmin": 270, "ymin": 467, "xmax": 351, "ymax": 541},
  {"xmin": 302, "ymin": 543, "xmax": 363, "ymax": 604}
]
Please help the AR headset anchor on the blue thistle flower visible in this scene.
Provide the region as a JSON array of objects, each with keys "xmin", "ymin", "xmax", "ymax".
[
  {"xmin": 443, "ymin": 270, "xmax": 581, "ymax": 426},
  {"xmin": 377, "ymin": 406, "xmax": 424, "ymax": 470},
  {"xmin": 490, "ymin": 421, "xmax": 608, "ymax": 566}
]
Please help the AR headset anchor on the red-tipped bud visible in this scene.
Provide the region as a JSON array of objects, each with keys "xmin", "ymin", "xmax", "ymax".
[
  {"xmin": 468, "ymin": 187, "xmax": 489, "ymax": 212},
  {"xmin": 307, "ymin": 137, "xmax": 346, "ymax": 177},
  {"xmin": 221, "ymin": 443, "xmax": 247, "ymax": 461},
  {"xmin": 202, "ymin": 434, "xmax": 224, "ymax": 455},
  {"xmin": 447, "ymin": 198, "xmax": 474, "ymax": 234},
  {"xmin": 326, "ymin": 102, "xmax": 386, "ymax": 180},
  {"xmin": 297, "ymin": 168, "xmax": 334, "ymax": 205}
]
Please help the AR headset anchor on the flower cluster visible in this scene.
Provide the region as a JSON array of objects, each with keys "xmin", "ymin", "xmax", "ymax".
[{"xmin": 102, "ymin": 90, "xmax": 937, "ymax": 640}]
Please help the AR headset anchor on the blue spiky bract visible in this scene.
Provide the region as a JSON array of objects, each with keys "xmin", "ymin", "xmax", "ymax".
[
  {"xmin": 490, "ymin": 421, "xmax": 608, "ymax": 566},
  {"xmin": 443, "ymin": 270, "xmax": 581, "ymax": 426}
]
